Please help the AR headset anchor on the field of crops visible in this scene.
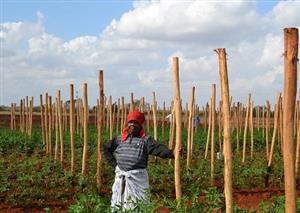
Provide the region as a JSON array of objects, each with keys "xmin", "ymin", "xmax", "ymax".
[
  {"xmin": 1, "ymin": 28, "xmax": 299, "ymax": 213},
  {"xmin": 0, "ymin": 118, "xmax": 299, "ymax": 212}
]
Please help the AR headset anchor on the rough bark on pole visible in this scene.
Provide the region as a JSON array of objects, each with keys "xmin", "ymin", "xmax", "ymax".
[
  {"xmin": 70, "ymin": 84, "xmax": 75, "ymax": 173},
  {"xmin": 187, "ymin": 86, "xmax": 195, "ymax": 169},
  {"xmin": 242, "ymin": 94, "xmax": 251, "ymax": 163},
  {"xmin": 97, "ymin": 70, "xmax": 104, "ymax": 189},
  {"xmin": 172, "ymin": 57, "xmax": 182, "ymax": 201},
  {"xmin": 282, "ymin": 27, "xmax": 298, "ymax": 212},
  {"xmin": 81, "ymin": 83, "xmax": 89, "ymax": 175},
  {"xmin": 216, "ymin": 48, "xmax": 233, "ymax": 213},
  {"xmin": 211, "ymin": 84, "xmax": 216, "ymax": 186}
]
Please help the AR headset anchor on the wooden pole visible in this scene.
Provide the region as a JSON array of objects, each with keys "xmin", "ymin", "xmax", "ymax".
[
  {"xmin": 97, "ymin": 70, "xmax": 104, "ymax": 189},
  {"xmin": 187, "ymin": 86, "xmax": 195, "ymax": 169},
  {"xmin": 81, "ymin": 83, "xmax": 89, "ymax": 175},
  {"xmin": 45, "ymin": 94, "xmax": 49, "ymax": 154},
  {"xmin": 40, "ymin": 95, "xmax": 45, "ymax": 146},
  {"xmin": 70, "ymin": 84, "xmax": 75, "ymax": 173},
  {"xmin": 146, "ymin": 105, "xmax": 150, "ymax": 132},
  {"xmin": 29, "ymin": 97, "xmax": 33, "ymax": 136},
  {"xmin": 211, "ymin": 84, "xmax": 216, "ymax": 186},
  {"xmin": 10, "ymin": 103, "xmax": 13, "ymax": 130},
  {"xmin": 48, "ymin": 96, "xmax": 52, "ymax": 156},
  {"xmin": 268, "ymin": 94, "xmax": 280, "ymax": 167},
  {"xmin": 282, "ymin": 27, "xmax": 298, "ymax": 212},
  {"xmin": 266, "ymin": 100, "xmax": 270, "ymax": 160},
  {"xmin": 162, "ymin": 101, "xmax": 166, "ymax": 138},
  {"xmin": 54, "ymin": 99, "xmax": 59, "ymax": 161},
  {"xmin": 130, "ymin": 93, "xmax": 134, "ymax": 112},
  {"xmin": 169, "ymin": 105, "xmax": 175, "ymax": 149},
  {"xmin": 205, "ymin": 100, "xmax": 212, "ymax": 159},
  {"xmin": 250, "ymin": 100, "xmax": 254, "ymax": 159},
  {"xmin": 172, "ymin": 57, "xmax": 182, "ymax": 201},
  {"xmin": 116, "ymin": 98, "xmax": 120, "ymax": 134},
  {"xmin": 191, "ymin": 102, "xmax": 196, "ymax": 153},
  {"xmin": 25, "ymin": 96, "xmax": 28, "ymax": 135},
  {"xmin": 262, "ymin": 106, "xmax": 265, "ymax": 139},
  {"xmin": 218, "ymin": 101, "xmax": 222, "ymax": 154},
  {"xmin": 152, "ymin": 92, "xmax": 157, "ymax": 141},
  {"xmin": 236, "ymin": 102, "xmax": 240, "ymax": 152},
  {"xmin": 216, "ymin": 48, "xmax": 233, "ymax": 213},
  {"xmin": 57, "ymin": 90, "xmax": 64, "ymax": 166},
  {"xmin": 121, "ymin": 96, "xmax": 125, "ymax": 132},
  {"xmin": 296, "ymin": 105, "xmax": 300, "ymax": 176},
  {"xmin": 109, "ymin": 96, "xmax": 113, "ymax": 140},
  {"xmin": 242, "ymin": 94, "xmax": 251, "ymax": 163},
  {"xmin": 19, "ymin": 100, "xmax": 23, "ymax": 132}
]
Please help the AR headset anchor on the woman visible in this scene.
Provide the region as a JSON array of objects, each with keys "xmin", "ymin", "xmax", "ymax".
[{"xmin": 104, "ymin": 111, "xmax": 174, "ymax": 212}]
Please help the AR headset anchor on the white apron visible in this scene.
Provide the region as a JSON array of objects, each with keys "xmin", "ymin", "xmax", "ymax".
[{"xmin": 111, "ymin": 166, "xmax": 149, "ymax": 212}]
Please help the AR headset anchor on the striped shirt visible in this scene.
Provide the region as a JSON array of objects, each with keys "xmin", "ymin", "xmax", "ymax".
[{"xmin": 104, "ymin": 135, "xmax": 174, "ymax": 171}]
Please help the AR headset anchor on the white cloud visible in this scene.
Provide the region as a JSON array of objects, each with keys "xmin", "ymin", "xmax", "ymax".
[{"xmin": 1, "ymin": 1, "xmax": 300, "ymax": 107}]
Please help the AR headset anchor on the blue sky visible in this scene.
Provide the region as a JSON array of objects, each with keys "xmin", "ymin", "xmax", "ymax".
[
  {"xmin": 2, "ymin": 0, "xmax": 279, "ymax": 41},
  {"xmin": 1, "ymin": 0, "xmax": 299, "ymax": 106},
  {"xmin": 1, "ymin": 0, "xmax": 133, "ymax": 40}
]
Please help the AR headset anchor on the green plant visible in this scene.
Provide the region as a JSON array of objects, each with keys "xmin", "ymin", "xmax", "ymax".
[{"xmin": 68, "ymin": 193, "xmax": 110, "ymax": 213}]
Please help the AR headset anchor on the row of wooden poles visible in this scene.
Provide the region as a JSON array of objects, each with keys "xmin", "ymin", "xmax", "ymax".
[
  {"xmin": 6, "ymin": 28, "xmax": 298, "ymax": 212},
  {"xmin": 11, "ymin": 89, "xmax": 300, "ymax": 176}
]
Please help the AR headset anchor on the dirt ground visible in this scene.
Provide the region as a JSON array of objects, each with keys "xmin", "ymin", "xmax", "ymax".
[{"xmin": 0, "ymin": 188, "xmax": 296, "ymax": 213}]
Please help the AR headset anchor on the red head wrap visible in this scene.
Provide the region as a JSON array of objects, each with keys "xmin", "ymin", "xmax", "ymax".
[{"xmin": 121, "ymin": 111, "xmax": 146, "ymax": 141}]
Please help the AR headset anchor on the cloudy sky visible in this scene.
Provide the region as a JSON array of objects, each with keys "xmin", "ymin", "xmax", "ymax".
[{"xmin": 1, "ymin": 0, "xmax": 300, "ymax": 108}]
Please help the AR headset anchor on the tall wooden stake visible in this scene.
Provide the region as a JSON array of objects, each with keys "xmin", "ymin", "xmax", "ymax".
[
  {"xmin": 152, "ymin": 92, "xmax": 157, "ymax": 141},
  {"xmin": 211, "ymin": 84, "xmax": 216, "ymax": 186},
  {"xmin": 216, "ymin": 48, "xmax": 233, "ymax": 213},
  {"xmin": 97, "ymin": 70, "xmax": 104, "ymax": 189},
  {"xmin": 172, "ymin": 57, "xmax": 182, "ymax": 201},
  {"xmin": 282, "ymin": 27, "xmax": 298, "ymax": 212},
  {"xmin": 242, "ymin": 94, "xmax": 251, "ymax": 163},
  {"xmin": 187, "ymin": 86, "xmax": 195, "ymax": 169},
  {"xmin": 70, "ymin": 84, "xmax": 75, "ymax": 173},
  {"xmin": 81, "ymin": 83, "xmax": 89, "ymax": 175}
]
